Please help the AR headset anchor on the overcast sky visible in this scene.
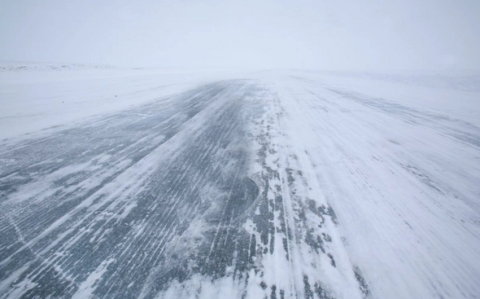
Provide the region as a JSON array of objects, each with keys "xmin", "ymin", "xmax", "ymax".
[{"xmin": 1, "ymin": 0, "xmax": 479, "ymax": 70}]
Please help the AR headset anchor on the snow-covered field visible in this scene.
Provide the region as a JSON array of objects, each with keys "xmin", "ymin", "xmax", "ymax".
[
  {"xmin": 0, "ymin": 62, "xmax": 245, "ymax": 141},
  {"xmin": 0, "ymin": 64, "xmax": 479, "ymax": 299}
]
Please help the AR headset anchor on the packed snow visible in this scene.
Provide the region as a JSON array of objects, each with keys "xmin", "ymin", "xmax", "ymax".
[{"xmin": 0, "ymin": 64, "xmax": 479, "ymax": 299}]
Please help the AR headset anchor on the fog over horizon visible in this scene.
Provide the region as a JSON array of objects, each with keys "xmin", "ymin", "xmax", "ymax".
[{"xmin": 1, "ymin": 0, "xmax": 480, "ymax": 71}]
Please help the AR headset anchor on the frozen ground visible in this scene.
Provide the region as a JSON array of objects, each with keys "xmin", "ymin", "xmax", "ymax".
[{"xmin": 0, "ymin": 65, "xmax": 479, "ymax": 299}]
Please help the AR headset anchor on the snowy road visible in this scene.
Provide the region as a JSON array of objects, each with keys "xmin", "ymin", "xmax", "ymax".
[{"xmin": 1, "ymin": 73, "xmax": 480, "ymax": 298}]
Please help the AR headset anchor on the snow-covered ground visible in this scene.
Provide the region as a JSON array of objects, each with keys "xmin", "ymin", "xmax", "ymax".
[
  {"xmin": 0, "ymin": 62, "xmax": 246, "ymax": 141},
  {"xmin": 0, "ymin": 64, "xmax": 479, "ymax": 299}
]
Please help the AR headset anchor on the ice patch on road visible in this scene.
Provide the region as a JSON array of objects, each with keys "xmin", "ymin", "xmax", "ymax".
[{"xmin": 72, "ymin": 258, "xmax": 115, "ymax": 299}]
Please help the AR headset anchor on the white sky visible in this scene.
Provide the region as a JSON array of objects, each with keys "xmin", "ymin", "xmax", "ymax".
[{"xmin": 1, "ymin": 0, "xmax": 479, "ymax": 70}]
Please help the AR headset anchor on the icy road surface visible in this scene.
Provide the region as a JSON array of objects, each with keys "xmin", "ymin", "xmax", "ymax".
[{"xmin": 1, "ymin": 73, "xmax": 480, "ymax": 298}]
